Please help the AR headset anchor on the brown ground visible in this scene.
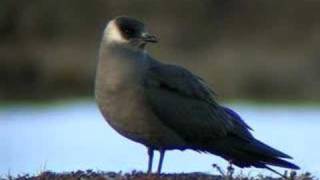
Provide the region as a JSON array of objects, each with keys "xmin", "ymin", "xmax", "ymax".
[{"xmin": 4, "ymin": 170, "xmax": 314, "ymax": 180}]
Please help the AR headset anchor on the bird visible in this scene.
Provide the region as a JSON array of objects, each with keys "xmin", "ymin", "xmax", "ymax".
[{"xmin": 94, "ymin": 16, "xmax": 300, "ymax": 175}]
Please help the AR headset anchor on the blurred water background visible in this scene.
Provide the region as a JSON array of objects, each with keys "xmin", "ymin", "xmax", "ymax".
[
  {"xmin": 1, "ymin": 0, "xmax": 319, "ymax": 177},
  {"xmin": 1, "ymin": 100, "xmax": 319, "ymax": 176}
]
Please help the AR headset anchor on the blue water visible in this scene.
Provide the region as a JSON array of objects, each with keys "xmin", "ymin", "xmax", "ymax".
[{"xmin": 0, "ymin": 101, "xmax": 319, "ymax": 176}]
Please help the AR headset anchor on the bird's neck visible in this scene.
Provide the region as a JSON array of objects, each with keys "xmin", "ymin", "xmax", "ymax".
[
  {"xmin": 95, "ymin": 42, "xmax": 148, "ymax": 97},
  {"xmin": 98, "ymin": 42, "xmax": 148, "ymax": 71},
  {"xmin": 103, "ymin": 38, "xmax": 147, "ymax": 52}
]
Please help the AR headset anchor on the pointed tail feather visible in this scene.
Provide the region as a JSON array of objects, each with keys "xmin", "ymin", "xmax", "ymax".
[
  {"xmin": 250, "ymin": 139, "xmax": 292, "ymax": 159},
  {"xmin": 261, "ymin": 156, "xmax": 300, "ymax": 169},
  {"xmin": 237, "ymin": 139, "xmax": 300, "ymax": 169},
  {"xmin": 208, "ymin": 136, "xmax": 300, "ymax": 170}
]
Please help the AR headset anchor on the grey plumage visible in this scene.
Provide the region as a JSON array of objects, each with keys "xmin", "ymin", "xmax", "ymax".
[{"xmin": 95, "ymin": 16, "xmax": 299, "ymax": 174}]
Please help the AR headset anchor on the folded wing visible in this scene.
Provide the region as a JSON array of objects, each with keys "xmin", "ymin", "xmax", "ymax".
[{"xmin": 143, "ymin": 62, "xmax": 253, "ymax": 148}]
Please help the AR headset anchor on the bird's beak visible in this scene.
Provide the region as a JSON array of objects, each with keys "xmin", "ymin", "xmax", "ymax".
[{"xmin": 141, "ymin": 32, "xmax": 158, "ymax": 43}]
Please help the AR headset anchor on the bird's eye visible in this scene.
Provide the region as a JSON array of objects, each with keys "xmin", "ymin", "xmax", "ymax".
[{"xmin": 124, "ymin": 28, "xmax": 134, "ymax": 35}]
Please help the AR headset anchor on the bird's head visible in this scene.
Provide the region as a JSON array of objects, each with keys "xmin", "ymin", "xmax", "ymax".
[{"xmin": 103, "ymin": 16, "xmax": 158, "ymax": 49}]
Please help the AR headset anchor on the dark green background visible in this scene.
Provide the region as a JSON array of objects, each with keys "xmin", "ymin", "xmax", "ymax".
[{"xmin": 1, "ymin": 0, "xmax": 320, "ymax": 101}]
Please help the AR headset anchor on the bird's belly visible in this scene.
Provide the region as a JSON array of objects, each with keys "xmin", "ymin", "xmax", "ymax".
[{"xmin": 96, "ymin": 86, "xmax": 186, "ymax": 149}]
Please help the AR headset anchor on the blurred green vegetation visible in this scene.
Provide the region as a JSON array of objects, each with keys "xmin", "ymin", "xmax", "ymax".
[{"xmin": 1, "ymin": 0, "xmax": 320, "ymax": 101}]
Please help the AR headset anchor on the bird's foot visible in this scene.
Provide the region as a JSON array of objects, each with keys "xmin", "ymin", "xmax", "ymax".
[{"xmin": 226, "ymin": 164, "xmax": 234, "ymax": 179}]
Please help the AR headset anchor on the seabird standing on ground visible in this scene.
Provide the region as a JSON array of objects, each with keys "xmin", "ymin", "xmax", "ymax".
[{"xmin": 95, "ymin": 16, "xmax": 299, "ymax": 175}]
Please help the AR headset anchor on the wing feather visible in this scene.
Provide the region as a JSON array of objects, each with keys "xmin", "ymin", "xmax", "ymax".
[{"xmin": 143, "ymin": 62, "xmax": 253, "ymax": 147}]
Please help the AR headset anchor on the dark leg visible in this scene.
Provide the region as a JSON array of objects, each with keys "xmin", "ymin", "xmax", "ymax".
[
  {"xmin": 157, "ymin": 149, "xmax": 165, "ymax": 174},
  {"xmin": 227, "ymin": 160, "xmax": 234, "ymax": 178},
  {"xmin": 147, "ymin": 147, "xmax": 154, "ymax": 174}
]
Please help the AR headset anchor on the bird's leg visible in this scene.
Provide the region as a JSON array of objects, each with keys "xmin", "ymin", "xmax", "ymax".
[
  {"xmin": 227, "ymin": 160, "xmax": 234, "ymax": 179},
  {"xmin": 147, "ymin": 147, "xmax": 154, "ymax": 174},
  {"xmin": 157, "ymin": 149, "xmax": 165, "ymax": 174}
]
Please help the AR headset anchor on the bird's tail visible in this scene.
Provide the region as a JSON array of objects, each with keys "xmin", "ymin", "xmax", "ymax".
[
  {"xmin": 208, "ymin": 137, "xmax": 300, "ymax": 170},
  {"xmin": 242, "ymin": 139, "xmax": 300, "ymax": 169}
]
